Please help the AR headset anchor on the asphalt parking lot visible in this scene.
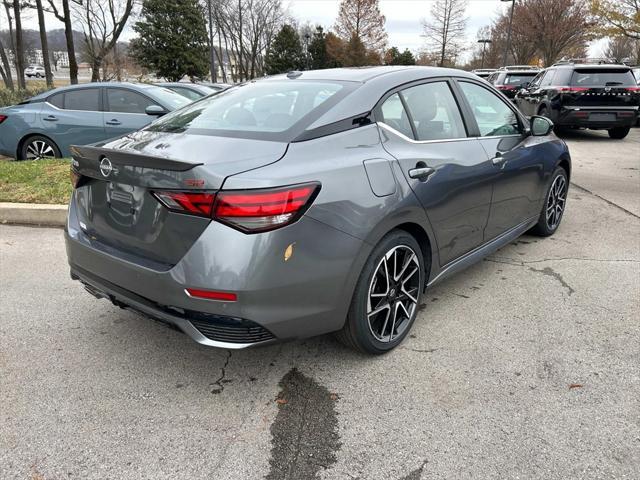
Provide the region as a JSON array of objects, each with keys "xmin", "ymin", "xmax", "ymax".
[{"xmin": 1, "ymin": 129, "xmax": 639, "ymax": 480}]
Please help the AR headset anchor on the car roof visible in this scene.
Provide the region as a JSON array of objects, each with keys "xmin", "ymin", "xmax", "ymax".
[
  {"xmin": 265, "ymin": 66, "xmax": 476, "ymax": 84},
  {"xmin": 552, "ymin": 63, "xmax": 631, "ymax": 70}
]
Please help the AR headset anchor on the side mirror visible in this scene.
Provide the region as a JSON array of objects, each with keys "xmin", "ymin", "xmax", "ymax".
[
  {"xmin": 530, "ymin": 115, "xmax": 554, "ymax": 136},
  {"xmin": 145, "ymin": 105, "xmax": 168, "ymax": 116}
]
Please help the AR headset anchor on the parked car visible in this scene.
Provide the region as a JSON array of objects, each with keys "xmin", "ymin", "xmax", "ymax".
[
  {"xmin": 25, "ymin": 65, "xmax": 46, "ymax": 78},
  {"xmin": 155, "ymin": 82, "xmax": 227, "ymax": 101},
  {"xmin": 487, "ymin": 66, "xmax": 541, "ymax": 99},
  {"xmin": 515, "ymin": 60, "xmax": 640, "ymax": 139},
  {"xmin": 0, "ymin": 82, "xmax": 191, "ymax": 160},
  {"xmin": 197, "ymin": 82, "xmax": 233, "ymax": 92},
  {"xmin": 471, "ymin": 68, "xmax": 497, "ymax": 79},
  {"xmin": 65, "ymin": 66, "xmax": 570, "ymax": 354}
]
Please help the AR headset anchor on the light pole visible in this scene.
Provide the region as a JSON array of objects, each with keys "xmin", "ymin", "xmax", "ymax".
[
  {"xmin": 478, "ymin": 39, "xmax": 492, "ymax": 69},
  {"xmin": 501, "ymin": 0, "xmax": 515, "ymax": 67}
]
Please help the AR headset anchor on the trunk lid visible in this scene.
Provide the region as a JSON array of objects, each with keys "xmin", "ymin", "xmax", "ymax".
[{"xmin": 71, "ymin": 131, "xmax": 288, "ymax": 267}]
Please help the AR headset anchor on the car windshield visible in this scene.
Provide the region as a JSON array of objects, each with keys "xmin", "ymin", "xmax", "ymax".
[
  {"xmin": 571, "ymin": 69, "xmax": 636, "ymax": 86},
  {"xmin": 144, "ymin": 86, "xmax": 192, "ymax": 110},
  {"xmin": 146, "ymin": 80, "xmax": 349, "ymax": 140},
  {"xmin": 504, "ymin": 73, "xmax": 537, "ymax": 85}
]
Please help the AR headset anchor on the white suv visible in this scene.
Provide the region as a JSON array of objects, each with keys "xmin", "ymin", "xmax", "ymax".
[{"xmin": 25, "ymin": 65, "xmax": 46, "ymax": 78}]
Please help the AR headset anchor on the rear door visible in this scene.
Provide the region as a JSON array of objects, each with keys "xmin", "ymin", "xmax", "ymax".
[
  {"xmin": 377, "ymin": 79, "xmax": 495, "ymax": 266},
  {"xmin": 41, "ymin": 87, "xmax": 105, "ymax": 150},
  {"xmin": 456, "ymin": 80, "xmax": 546, "ymax": 239},
  {"xmin": 104, "ymin": 87, "xmax": 158, "ymax": 140}
]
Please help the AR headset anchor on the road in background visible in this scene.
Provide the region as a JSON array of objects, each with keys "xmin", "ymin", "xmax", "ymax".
[{"xmin": 1, "ymin": 130, "xmax": 639, "ymax": 480}]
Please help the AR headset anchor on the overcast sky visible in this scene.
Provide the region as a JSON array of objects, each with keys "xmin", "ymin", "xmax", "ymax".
[{"xmin": 6, "ymin": 0, "xmax": 605, "ymax": 59}]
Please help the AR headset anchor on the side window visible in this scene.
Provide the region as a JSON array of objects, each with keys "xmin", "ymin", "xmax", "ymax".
[
  {"xmin": 63, "ymin": 89, "xmax": 100, "ymax": 111},
  {"xmin": 540, "ymin": 70, "xmax": 555, "ymax": 87},
  {"xmin": 401, "ymin": 81, "xmax": 467, "ymax": 141},
  {"xmin": 171, "ymin": 87, "xmax": 202, "ymax": 102},
  {"xmin": 459, "ymin": 82, "xmax": 521, "ymax": 137},
  {"xmin": 48, "ymin": 93, "xmax": 64, "ymax": 109},
  {"xmin": 106, "ymin": 88, "xmax": 155, "ymax": 114},
  {"xmin": 379, "ymin": 93, "xmax": 414, "ymax": 139}
]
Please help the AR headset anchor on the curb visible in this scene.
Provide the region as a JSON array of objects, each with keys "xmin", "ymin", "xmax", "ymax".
[{"xmin": 0, "ymin": 202, "xmax": 67, "ymax": 227}]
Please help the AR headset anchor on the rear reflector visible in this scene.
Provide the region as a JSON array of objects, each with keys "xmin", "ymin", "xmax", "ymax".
[
  {"xmin": 0, "ymin": 114, "xmax": 7, "ymax": 124},
  {"xmin": 185, "ymin": 288, "xmax": 237, "ymax": 302},
  {"xmin": 152, "ymin": 182, "xmax": 320, "ymax": 233},
  {"xmin": 153, "ymin": 191, "xmax": 215, "ymax": 217}
]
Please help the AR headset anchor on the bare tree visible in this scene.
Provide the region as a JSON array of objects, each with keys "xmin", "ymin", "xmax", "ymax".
[
  {"xmin": 0, "ymin": 36, "xmax": 14, "ymax": 89},
  {"xmin": 590, "ymin": 0, "xmax": 640, "ymax": 41},
  {"xmin": 73, "ymin": 0, "xmax": 135, "ymax": 82},
  {"xmin": 33, "ymin": 0, "xmax": 54, "ymax": 87},
  {"xmin": 604, "ymin": 36, "xmax": 640, "ymax": 63},
  {"xmin": 46, "ymin": 0, "xmax": 79, "ymax": 84},
  {"xmin": 5, "ymin": 0, "xmax": 26, "ymax": 88},
  {"xmin": 334, "ymin": 0, "xmax": 387, "ymax": 56},
  {"xmin": 210, "ymin": 0, "xmax": 283, "ymax": 82},
  {"xmin": 518, "ymin": 0, "xmax": 592, "ymax": 66},
  {"xmin": 421, "ymin": 0, "xmax": 468, "ymax": 67}
]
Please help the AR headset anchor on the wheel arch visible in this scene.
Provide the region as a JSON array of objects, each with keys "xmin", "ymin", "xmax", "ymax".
[{"xmin": 16, "ymin": 132, "xmax": 60, "ymax": 160}]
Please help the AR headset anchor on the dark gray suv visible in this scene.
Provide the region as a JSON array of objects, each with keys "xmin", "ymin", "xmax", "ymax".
[{"xmin": 65, "ymin": 66, "xmax": 571, "ymax": 354}]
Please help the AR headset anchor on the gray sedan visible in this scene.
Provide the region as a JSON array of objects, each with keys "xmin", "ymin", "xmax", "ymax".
[
  {"xmin": 65, "ymin": 66, "xmax": 571, "ymax": 354},
  {"xmin": 0, "ymin": 82, "xmax": 190, "ymax": 160}
]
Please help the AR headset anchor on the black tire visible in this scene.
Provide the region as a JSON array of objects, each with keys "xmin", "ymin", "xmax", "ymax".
[
  {"xmin": 530, "ymin": 166, "xmax": 568, "ymax": 237},
  {"xmin": 336, "ymin": 230, "xmax": 425, "ymax": 354},
  {"xmin": 19, "ymin": 135, "xmax": 61, "ymax": 161},
  {"xmin": 608, "ymin": 126, "xmax": 630, "ymax": 139}
]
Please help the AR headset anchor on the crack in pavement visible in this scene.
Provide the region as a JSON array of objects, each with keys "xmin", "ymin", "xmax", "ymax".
[
  {"xmin": 487, "ymin": 256, "xmax": 640, "ymax": 265},
  {"xmin": 210, "ymin": 350, "xmax": 232, "ymax": 394},
  {"xmin": 571, "ymin": 182, "xmax": 640, "ymax": 219}
]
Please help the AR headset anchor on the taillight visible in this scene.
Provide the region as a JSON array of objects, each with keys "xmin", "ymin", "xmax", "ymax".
[
  {"xmin": 0, "ymin": 114, "xmax": 7, "ymax": 124},
  {"xmin": 497, "ymin": 85, "xmax": 515, "ymax": 91},
  {"xmin": 153, "ymin": 191, "xmax": 215, "ymax": 217},
  {"xmin": 558, "ymin": 87, "xmax": 589, "ymax": 93},
  {"xmin": 151, "ymin": 182, "xmax": 320, "ymax": 233},
  {"xmin": 215, "ymin": 183, "xmax": 320, "ymax": 233},
  {"xmin": 625, "ymin": 86, "xmax": 640, "ymax": 92}
]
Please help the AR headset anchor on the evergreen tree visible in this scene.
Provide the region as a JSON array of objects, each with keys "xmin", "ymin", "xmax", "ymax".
[
  {"xmin": 308, "ymin": 26, "xmax": 328, "ymax": 69},
  {"xmin": 265, "ymin": 25, "xmax": 303, "ymax": 75},
  {"xmin": 397, "ymin": 49, "xmax": 416, "ymax": 65},
  {"xmin": 129, "ymin": 0, "xmax": 209, "ymax": 82}
]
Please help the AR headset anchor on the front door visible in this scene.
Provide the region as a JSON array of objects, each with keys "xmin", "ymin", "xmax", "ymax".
[
  {"xmin": 104, "ymin": 88, "xmax": 157, "ymax": 140},
  {"xmin": 377, "ymin": 80, "xmax": 495, "ymax": 267},
  {"xmin": 456, "ymin": 80, "xmax": 547, "ymax": 240}
]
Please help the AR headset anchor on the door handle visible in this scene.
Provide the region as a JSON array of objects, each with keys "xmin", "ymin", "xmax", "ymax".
[
  {"xmin": 106, "ymin": 119, "xmax": 122, "ymax": 126},
  {"xmin": 43, "ymin": 115, "xmax": 58, "ymax": 122},
  {"xmin": 408, "ymin": 165, "xmax": 435, "ymax": 181},
  {"xmin": 491, "ymin": 152, "xmax": 507, "ymax": 165}
]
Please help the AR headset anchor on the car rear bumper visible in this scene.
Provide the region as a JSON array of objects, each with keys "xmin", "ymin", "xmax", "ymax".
[
  {"xmin": 65, "ymin": 195, "xmax": 368, "ymax": 348},
  {"xmin": 555, "ymin": 107, "xmax": 638, "ymax": 129}
]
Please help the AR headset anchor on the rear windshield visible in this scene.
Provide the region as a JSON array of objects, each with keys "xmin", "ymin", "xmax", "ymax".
[
  {"xmin": 146, "ymin": 80, "xmax": 351, "ymax": 141},
  {"xmin": 504, "ymin": 73, "xmax": 538, "ymax": 85},
  {"xmin": 571, "ymin": 69, "xmax": 636, "ymax": 86}
]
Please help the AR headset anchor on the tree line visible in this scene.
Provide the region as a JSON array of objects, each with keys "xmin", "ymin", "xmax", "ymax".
[{"xmin": 1, "ymin": 0, "xmax": 639, "ymax": 92}]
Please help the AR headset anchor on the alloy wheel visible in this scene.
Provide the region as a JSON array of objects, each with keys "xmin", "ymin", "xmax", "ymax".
[
  {"xmin": 25, "ymin": 140, "xmax": 56, "ymax": 160},
  {"xmin": 546, "ymin": 174, "xmax": 567, "ymax": 230},
  {"xmin": 367, "ymin": 245, "xmax": 420, "ymax": 342}
]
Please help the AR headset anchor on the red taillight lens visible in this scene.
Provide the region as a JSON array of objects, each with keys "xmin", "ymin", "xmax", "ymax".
[
  {"xmin": 153, "ymin": 191, "xmax": 215, "ymax": 217},
  {"xmin": 625, "ymin": 86, "xmax": 640, "ymax": 92},
  {"xmin": 185, "ymin": 288, "xmax": 237, "ymax": 302},
  {"xmin": 559, "ymin": 87, "xmax": 589, "ymax": 93},
  {"xmin": 152, "ymin": 183, "xmax": 320, "ymax": 232},
  {"xmin": 0, "ymin": 114, "xmax": 7, "ymax": 124},
  {"xmin": 214, "ymin": 183, "xmax": 320, "ymax": 233},
  {"xmin": 497, "ymin": 85, "xmax": 515, "ymax": 90}
]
